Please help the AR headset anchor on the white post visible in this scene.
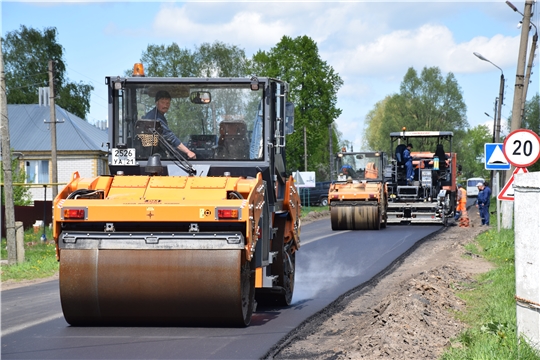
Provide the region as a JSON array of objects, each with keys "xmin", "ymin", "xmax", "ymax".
[
  {"xmin": 15, "ymin": 221, "xmax": 24, "ymax": 264},
  {"xmin": 495, "ymin": 172, "xmax": 500, "ymax": 233},
  {"xmin": 502, "ymin": 201, "xmax": 513, "ymax": 229},
  {"xmin": 514, "ymin": 171, "xmax": 540, "ymax": 350}
]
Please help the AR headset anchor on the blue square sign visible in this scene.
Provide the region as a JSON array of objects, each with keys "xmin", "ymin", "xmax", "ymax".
[{"xmin": 485, "ymin": 143, "xmax": 511, "ymax": 170}]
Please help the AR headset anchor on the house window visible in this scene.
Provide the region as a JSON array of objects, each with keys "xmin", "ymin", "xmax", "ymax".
[{"xmin": 25, "ymin": 160, "xmax": 49, "ymax": 184}]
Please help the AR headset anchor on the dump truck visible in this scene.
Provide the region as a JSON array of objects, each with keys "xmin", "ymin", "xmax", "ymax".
[
  {"xmin": 386, "ymin": 130, "xmax": 460, "ymax": 226},
  {"xmin": 329, "ymin": 150, "xmax": 389, "ymax": 230},
  {"xmin": 53, "ymin": 64, "xmax": 301, "ymax": 327}
]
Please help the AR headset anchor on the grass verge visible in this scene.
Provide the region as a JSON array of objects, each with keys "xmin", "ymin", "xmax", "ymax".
[
  {"xmin": 1, "ymin": 228, "xmax": 59, "ymax": 282},
  {"xmin": 301, "ymin": 204, "xmax": 328, "ymax": 217},
  {"xmin": 441, "ymin": 207, "xmax": 540, "ymax": 359}
]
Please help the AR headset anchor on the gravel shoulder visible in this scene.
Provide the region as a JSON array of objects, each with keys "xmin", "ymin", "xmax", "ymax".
[{"xmin": 267, "ymin": 207, "xmax": 492, "ymax": 359}]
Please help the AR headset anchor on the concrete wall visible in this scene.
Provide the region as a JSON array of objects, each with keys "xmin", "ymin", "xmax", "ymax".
[{"xmin": 514, "ymin": 171, "xmax": 540, "ymax": 351}]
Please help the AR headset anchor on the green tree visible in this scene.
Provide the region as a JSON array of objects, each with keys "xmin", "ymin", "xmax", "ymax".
[
  {"xmin": 364, "ymin": 66, "xmax": 468, "ymax": 154},
  {"xmin": 506, "ymin": 93, "xmax": 539, "ymax": 133},
  {"xmin": 139, "ymin": 41, "xmax": 250, "ymax": 78},
  {"xmin": 140, "ymin": 43, "xmax": 198, "ymax": 77},
  {"xmin": 334, "ymin": 124, "xmax": 352, "ymax": 151},
  {"xmin": 250, "ymin": 35, "xmax": 343, "ymax": 180},
  {"xmin": 363, "ymin": 97, "xmax": 392, "ymax": 152},
  {"xmin": 454, "ymin": 125, "xmax": 491, "ymax": 180},
  {"xmin": 138, "ymin": 37, "xmax": 342, "ymax": 180},
  {"xmin": 521, "ymin": 93, "xmax": 540, "ymax": 172},
  {"xmin": 1, "ymin": 155, "xmax": 32, "ymax": 206},
  {"xmin": 138, "ymin": 41, "xmax": 252, "ymax": 137},
  {"xmin": 197, "ymin": 42, "xmax": 250, "ymax": 77},
  {"xmin": 2, "ymin": 25, "xmax": 93, "ymax": 119},
  {"xmin": 523, "ymin": 93, "xmax": 540, "ymax": 132}
]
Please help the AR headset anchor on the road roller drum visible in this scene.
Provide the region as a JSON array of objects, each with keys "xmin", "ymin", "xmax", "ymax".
[
  {"xmin": 59, "ymin": 248, "xmax": 254, "ymax": 326},
  {"xmin": 331, "ymin": 204, "xmax": 381, "ymax": 230}
]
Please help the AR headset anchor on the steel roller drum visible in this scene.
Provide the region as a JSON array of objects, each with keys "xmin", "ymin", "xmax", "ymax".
[
  {"xmin": 331, "ymin": 205, "xmax": 381, "ymax": 230},
  {"xmin": 59, "ymin": 249, "xmax": 252, "ymax": 326}
]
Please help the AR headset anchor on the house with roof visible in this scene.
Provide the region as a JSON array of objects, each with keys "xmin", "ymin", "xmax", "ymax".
[{"xmin": 6, "ymin": 101, "xmax": 109, "ymax": 202}]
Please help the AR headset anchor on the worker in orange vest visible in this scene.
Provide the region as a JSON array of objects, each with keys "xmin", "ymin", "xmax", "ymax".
[{"xmin": 454, "ymin": 184, "xmax": 467, "ymax": 221}]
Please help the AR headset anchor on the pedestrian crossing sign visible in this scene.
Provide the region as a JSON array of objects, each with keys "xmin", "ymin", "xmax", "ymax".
[{"xmin": 484, "ymin": 143, "xmax": 511, "ymax": 170}]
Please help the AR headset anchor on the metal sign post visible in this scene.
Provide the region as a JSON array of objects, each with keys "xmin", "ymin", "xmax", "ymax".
[{"xmin": 41, "ymin": 185, "xmax": 47, "ymax": 242}]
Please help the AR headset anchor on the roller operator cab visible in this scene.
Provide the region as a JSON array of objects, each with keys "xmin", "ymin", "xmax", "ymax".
[
  {"xmin": 387, "ymin": 130, "xmax": 460, "ymax": 226},
  {"xmin": 328, "ymin": 150, "xmax": 389, "ymax": 230},
  {"xmin": 53, "ymin": 64, "xmax": 301, "ymax": 327}
]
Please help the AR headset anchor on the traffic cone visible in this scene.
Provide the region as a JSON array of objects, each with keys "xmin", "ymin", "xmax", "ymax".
[{"xmin": 459, "ymin": 208, "xmax": 470, "ymax": 228}]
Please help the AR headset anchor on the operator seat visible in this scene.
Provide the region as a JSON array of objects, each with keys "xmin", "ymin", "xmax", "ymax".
[
  {"xmin": 216, "ymin": 120, "xmax": 249, "ymax": 159},
  {"xmin": 434, "ymin": 144, "xmax": 452, "ymax": 186},
  {"xmin": 395, "ymin": 144, "xmax": 407, "ymax": 166},
  {"xmin": 434, "ymin": 144, "xmax": 447, "ymax": 169},
  {"xmin": 365, "ymin": 162, "xmax": 378, "ymax": 179},
  {"xmin": 395, "ymin": 144, "xmax": 407, "ymax": 181}
]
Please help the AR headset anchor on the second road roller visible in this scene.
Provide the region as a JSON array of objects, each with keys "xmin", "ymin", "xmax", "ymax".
[
  {"xmin": 329, "ymin": 149, "xmax": 389, "ymax": 230},
  {"xmin": 53, "ymin": 64, "xmax": 301, "ymax": 327}
]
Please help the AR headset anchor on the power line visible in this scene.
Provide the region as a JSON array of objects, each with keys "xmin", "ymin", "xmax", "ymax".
[
  {"xmin": 66, "ymin": 65, "xmax": 101, "ymax": 86},
  {"xmin": 5, "ymin": 71, "xmax": 49, "ymax": 81},
  {"xmin": 7, "ymin": 81, "xmax": 48, "ymax": 90}
]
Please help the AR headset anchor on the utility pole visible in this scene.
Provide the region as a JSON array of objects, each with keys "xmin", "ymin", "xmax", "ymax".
[
  {"xmin": 494, "ymin": 74, "xmax": 504, "ymax": 231},
  {"xmin": 328, "ymin": 123, "xmax": 333, "ymax": 180},
  {"xmin": 0, "ymin": 39, "xmax": 17, "ymax": 264},
  {"xmin": 502, "ymin": 0, "xmax": 534, "ymax": 229},
  {"xmin": 47, "ymin": 60, "xmax": 59, "ymax": 200},
  {"xmin": 303, "ymin": 126, "xmax": 307, "ymax": 171},
  {"xmin": 507, "ymin": 0, "xmax": 534, "ymax": 133},
  {"xmin": 495, "ymin": 75, "xmax": 504, "ymax": 144},
  {"xmin": 520, "ymin": 24, "xmax": 538, "ymax": 123},
  {"xmin": 474, "ymin": 50, "xmax": 506, "ymax": 213}
]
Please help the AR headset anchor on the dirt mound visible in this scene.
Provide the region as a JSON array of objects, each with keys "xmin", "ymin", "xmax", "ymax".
[
  {"xmin": 340, "ymin": 266, "xmax": 473, "ymax": 359},
  {"xmin": 270, "ymin": 208, "xmax": 492, "ymax": 359}
]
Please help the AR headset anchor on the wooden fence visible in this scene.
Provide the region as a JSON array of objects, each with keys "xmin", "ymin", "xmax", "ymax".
[{"xmin": 1, "ymin": 201, "xmax": 53, "ymax": 236}]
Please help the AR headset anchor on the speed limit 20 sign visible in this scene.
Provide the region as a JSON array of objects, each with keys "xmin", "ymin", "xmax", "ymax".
[{"xmin": 503, "ymin": 129, "xmax": 540, "ymax": 167}]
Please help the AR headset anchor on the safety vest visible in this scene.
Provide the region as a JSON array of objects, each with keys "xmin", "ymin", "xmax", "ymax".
[{"xmin": 456, "ymin": 188, "xmax": 467, "ymax": 212}]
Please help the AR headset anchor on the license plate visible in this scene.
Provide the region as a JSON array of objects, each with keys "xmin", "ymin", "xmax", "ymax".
[{"xmin": 111, "ymin": 148, "xmax": 136, "ymax": 165}]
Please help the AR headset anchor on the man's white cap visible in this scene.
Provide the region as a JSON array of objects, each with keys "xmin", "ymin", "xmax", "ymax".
[{"xmin": 476, "ymin": 182, "xmax": 483, "ymax": 187}]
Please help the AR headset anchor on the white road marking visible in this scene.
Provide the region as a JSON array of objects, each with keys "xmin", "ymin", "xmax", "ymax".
[
  {"xmin": 2, "ymin": 312, "xmax": 64, "ymax": 337},
  {"xmin": 301, "ymin": 230, "xmax": 350, "ymax": 245}
]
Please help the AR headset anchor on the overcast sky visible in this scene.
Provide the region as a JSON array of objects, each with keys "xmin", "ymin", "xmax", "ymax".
[{"xmin": 2, "ymin": 1, "xmax": 539, "ymax": 152}]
